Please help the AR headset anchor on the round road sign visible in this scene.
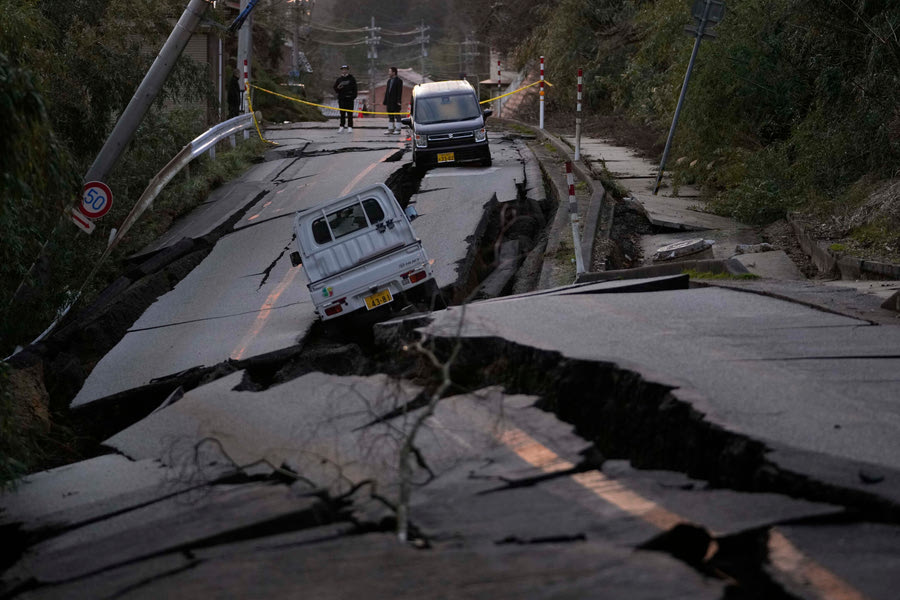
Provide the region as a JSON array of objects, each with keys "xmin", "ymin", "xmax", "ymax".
[{"xmin": 81, "ymin": 181, "xmax": 113, "ymax": 219}]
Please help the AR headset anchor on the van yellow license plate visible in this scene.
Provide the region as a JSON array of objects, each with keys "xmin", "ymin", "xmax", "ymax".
[
  {"xmin": 437, "ymin": 152, "xmax": 455, "ymax": 163},
  {"xmin": 364, "ymin": 288, "xmax": 393, "ymax": 310}
]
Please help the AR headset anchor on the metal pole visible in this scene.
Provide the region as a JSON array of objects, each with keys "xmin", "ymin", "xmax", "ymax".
[
  {"xmin": 420, "ymin": 20, "xmax": 428, "ymax": 83},
  {"xmin": 292, "ymin": 1, "xmax": 299, "ymax": 81},
  {"xmin": 539, "ymin": 56, "xmax": 545, "ymax": 129},
  {"xmin": 369, "ymin": 16, "xmax": 376, "ymax": 114},
  {"xmin": 237, "ymin": 0, "xmax": 253, "ymax": 114},
  {"xmin": 497, "ymin": 58, "xmax": 502, "ymax": 117},
  {"xmin": 242, "ymin": 59, "xmax": 250, "ymax": 139},
  {"xmin": 575, "ymin": 68, "xmax": 583, "ymax": 161},
  {"xmin": 566, "ymin": 161, "xmax": 585, "ymax": 275},
  {"xmin": 82, "ymin": 0, "xmax": 209, "ymax": 184},
  {"xmin": 652, "ymin": 0, "xmax": 713, "ymax": 195},
  {"xmin": 217, "ymin": 37, "xmax": 223, "ymax": 121}
]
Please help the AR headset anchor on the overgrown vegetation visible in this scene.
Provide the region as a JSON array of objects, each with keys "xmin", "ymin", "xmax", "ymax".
[
  {"xmin": 511, "ymin": 0, "xmax": 900, "ymax": 252},
  {"xmin": 0, "ymin": 0, "xmax": 324, "ymax": 357},
  {"xmin": 682, "ymin": 269, "xmax": 759, "ymax": 280}
]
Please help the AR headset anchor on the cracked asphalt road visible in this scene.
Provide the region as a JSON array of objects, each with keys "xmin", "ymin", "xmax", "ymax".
[{"xmin": 3, "ymin": 121, "xmax": 900, "ymax": 599}]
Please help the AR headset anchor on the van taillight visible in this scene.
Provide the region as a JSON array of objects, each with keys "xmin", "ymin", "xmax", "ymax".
[{"xmin": 409, "ymin": 270, "xmax": 427, "ymax": 283}]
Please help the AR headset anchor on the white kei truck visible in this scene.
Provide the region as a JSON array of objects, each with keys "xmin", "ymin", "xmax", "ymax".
[{"xmin": 289, "ymin": 184, "xmax": 439, "ymax": 321}]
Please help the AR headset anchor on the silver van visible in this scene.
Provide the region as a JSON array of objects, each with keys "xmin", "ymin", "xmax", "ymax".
[{"xmin": 401, "ymin": 80, "xmax": 493, "ymax": 168}]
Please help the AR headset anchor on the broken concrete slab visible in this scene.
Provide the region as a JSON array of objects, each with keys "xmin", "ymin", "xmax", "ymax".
[
  {"xmin": 631, "ymin": 193, "xmax": 749, "ymax": 232},
  {"xmin": 471, "ymin": 240, "xmax": 521, "ymax": 299},
  {"xmin": 599, "ymin": 460, "xmax": 843, "ymax": 537},
  {"xmin": 72, "ymin": 217, "xmax": 314, "ymax": 407},
  {"xmin": 401, "ymin": 286, "xmax": 900, "ymax": 510},
  {"xmin": 882, "ymin": 290, "xmax": 900, "ymax": 312},
  {"xmin": 6, "ymin": 483, "xmax": 328, "ymax": 585},
  {"xmin": 733, "ymin": 250, "xmax": 805, "ymax": 280},
  {"xmin": 135, "ymin": 181, "xmax": 269, "ymax": 257},
  {"xmin": 767, "ymin": 521, "xmax": 900, "ymax": 600},
  {"xmin": 17, "ymin": 532, "xmax": 728, "ymax": 599},
  {"xmin": 702, "ymin": 278, "xmax": 900, "ymax": 325},
  {"xmin": 105, "ymin": 371, "xmax": 425, "ymax": 496},
  {"xmin": 0, "ymin": 455, "xmax": 222, "ymax": 533}
]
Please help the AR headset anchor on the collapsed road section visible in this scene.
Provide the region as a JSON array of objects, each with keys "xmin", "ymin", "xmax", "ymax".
[{"xmin": 4, "ymin": 273, "xmax": 898, "ymax": 599}]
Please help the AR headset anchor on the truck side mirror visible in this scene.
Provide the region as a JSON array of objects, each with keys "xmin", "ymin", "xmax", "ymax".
[
  {"xmin": 290, "ymin": 251, "xmax": 302, "ymax": 267},
  {"xmin": 400, "ymin": 117, "xmax": 412, "ymax": 127},
  {"xmin": 482, "ymin": 108, "xmax": 493, "ymax": 119}
]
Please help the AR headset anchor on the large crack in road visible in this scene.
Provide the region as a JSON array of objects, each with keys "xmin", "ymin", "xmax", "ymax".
[{"xmin": 6, "ymin": 134, "xmax": 896, "ymax": 599}]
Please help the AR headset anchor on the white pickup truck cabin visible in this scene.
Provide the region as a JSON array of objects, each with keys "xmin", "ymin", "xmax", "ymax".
[{"xmin": 290, "ymin": 184, "xmax": 437, "ymax": 321}]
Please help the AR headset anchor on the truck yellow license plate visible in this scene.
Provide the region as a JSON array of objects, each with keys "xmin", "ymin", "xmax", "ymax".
[
  {"xmin": 364, "ymin": 288, "xmax": 393, "ymax": 310},
  {"xmin": 437, "ymin": 152, "xmax": 455, "ymax": 163}
]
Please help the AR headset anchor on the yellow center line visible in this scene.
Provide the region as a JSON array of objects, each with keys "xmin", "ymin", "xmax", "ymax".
[
  {"xmin": 230, "ymin": 266, "xmax": 299, "ymax": 360},
  {"xmin": 342, "ymin": 162, "xmax": 378, "ymax": 196},
  {"xmin": 497, "ymin": 425, "xmax": 869, "ymax": 600}
]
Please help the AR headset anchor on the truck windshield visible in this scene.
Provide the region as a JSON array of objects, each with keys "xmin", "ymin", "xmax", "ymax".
[{"xmin": 415, "ymin": 93, "xmax": 481, "ymax": 124}]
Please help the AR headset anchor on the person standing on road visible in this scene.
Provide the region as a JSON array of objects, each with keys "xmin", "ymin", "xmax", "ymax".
[
  {"xmin": 383, "ymin": 66, "xmax": 403, "ymax": 135},
  {"xmin": 333, "ymin": 65, "xmax": 357, "ymax": 133}
]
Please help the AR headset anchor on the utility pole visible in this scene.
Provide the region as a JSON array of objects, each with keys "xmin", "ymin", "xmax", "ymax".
[
  {"xmin": 463, "ymin": 35, "xmax": 479, "ymax": 87},
  {"xmin": 237, "ymin": 0, "xmax": 253, "ymax": 113},
  {"xmin": 418, "ymin": 20, "xmax": 429, "ymax": 83},
  {"xmin": 83, "ymin": 0, "xmax": 208, "ymax": 185},
  {"xmin": 652, "ymin": 0, "xmax": 726, "ymax": 195},
  {"xmin": 366, "ymin": 17, "xmax": 380, "ymax": 111},
  {"xmin": 291, "ymin": 0, "xmax": 300, "ymax": 81}
]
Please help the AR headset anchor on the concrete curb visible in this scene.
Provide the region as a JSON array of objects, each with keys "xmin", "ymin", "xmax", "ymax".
[
  {"xmin": 788, "ymin": 215, "xmax": 900, "ymax": 280},
  {"xmin": 576, "ymin": 258, "xmax": 751, "ymax": 284}
]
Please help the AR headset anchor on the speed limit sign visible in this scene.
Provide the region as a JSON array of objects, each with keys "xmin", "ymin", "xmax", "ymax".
[{"xmin": 81, "ymin": 181, "xmax": 113, "ymax": 219}]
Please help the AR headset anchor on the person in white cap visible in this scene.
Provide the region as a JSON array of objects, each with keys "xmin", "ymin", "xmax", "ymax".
[
  {"xmin": 333, "ymin": 65, "xmax": 357, "ymax": 133},
  {"xmin": 383, "ymin": 67, "xmax": 403, "ymax": 135}
]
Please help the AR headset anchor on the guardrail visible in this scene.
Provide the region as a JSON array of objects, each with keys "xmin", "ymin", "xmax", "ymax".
[
  {"xmin": 108, "ymin": 111, "xmax": 260, "ymax": 251},
  {"xmin": 10, "ymin": 112, "xmax": 261, "ymax": 354}
]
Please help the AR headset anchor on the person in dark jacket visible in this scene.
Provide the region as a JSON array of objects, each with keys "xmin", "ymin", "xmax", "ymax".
[
  {"xmin": 227, "ymin": 69, "xmax": 241, "ymax": 118},
  {"xmin": 333, "ymin": 64, "xmax": 357, "ymax": 132},
  {"xmin": 383, "ymin": 67, "xmax": 403, "ymax": 134}
]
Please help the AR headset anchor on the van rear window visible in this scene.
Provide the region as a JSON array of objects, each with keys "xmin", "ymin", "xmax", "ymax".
[{"xmin": 311, "ymin": 197, "xmax": 385, "ymax": 244}]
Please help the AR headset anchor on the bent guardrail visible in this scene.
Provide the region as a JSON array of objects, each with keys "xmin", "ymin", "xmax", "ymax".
[
  {"xmin": 108, "ymin": 111, "xmax": 261, "ymax": 252},
  {"xmin": 10, "ymin": 112, "xmax": 261, "ymax": 354}
]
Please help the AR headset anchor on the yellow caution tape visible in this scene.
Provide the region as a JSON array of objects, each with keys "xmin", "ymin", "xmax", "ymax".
[
  {"xmin": 481, "ymin": 80, "xmax": 554, "ymax": 105},
  {"xmin": 251, "ymin": 85, "xmax": 406, "ymax": 115},
  {"xmin": 246, "ymin": 82, "xmax": 278, "ymax": 145},
  {"xmin": 250, "ymin": 79, "xmax": 554, "ymax": 116}
]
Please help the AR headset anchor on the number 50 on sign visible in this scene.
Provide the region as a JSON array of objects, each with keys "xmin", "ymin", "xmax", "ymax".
[{"xmin": 80, "ymin": 181, "xmax": 113, "ymax": 219}]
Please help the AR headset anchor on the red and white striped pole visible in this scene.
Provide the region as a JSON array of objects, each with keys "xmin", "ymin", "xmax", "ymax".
[
  {"xmin": 539, "ymin": 56, "xmax": 545, "ymax": 129},
  {"xmin": 242, "ymin": 58, "xmax": 250, "ymax": 138},
  {"xmin": 566, "ymin": 161, "xmax": 586, "ymax": 275},
  {"xmin": 575, "ymin": 68, "xmax": 583, "ymax": 161},
  {"xmin": 242, "ymin": 59, "xmax": 249, "ymax": 113},
  {"xmin": 497, "ymin": 59, "xmax": 502, "ymax": 117}
]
